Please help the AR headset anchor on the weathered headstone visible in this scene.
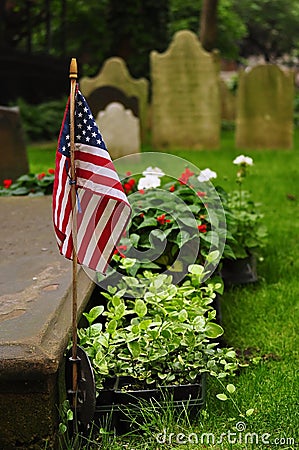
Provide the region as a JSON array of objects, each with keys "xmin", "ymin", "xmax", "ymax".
[
  {"xmin": 97, "ymin": 102, "xmax": 140, "ymax": 159},
  {"xmin": 0, "ymin": 106, "xmax": 29, "ymax": 182},
  {"xmin": 80, "ymin": 57, "xmax": 148, "ymax": 142},
  {"xmin": 220, "ymin": 78, "xmax": 236, "ymax": 122},
  {"xmin": 235, "ymin": 64, "xmax": 294, "ymax": 149},
  {"xmin": 150, "ymin": 30, "xmax": 221, "ymax": 150}
]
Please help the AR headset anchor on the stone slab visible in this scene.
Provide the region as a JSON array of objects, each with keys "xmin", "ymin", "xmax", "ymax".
[
  {"xmin": 0, "ymin": 106, "xmax": 29, "ymax": 182},
  {"xmin": 0, "ymin": 196, "xmax": 95, "ymax": 448}
]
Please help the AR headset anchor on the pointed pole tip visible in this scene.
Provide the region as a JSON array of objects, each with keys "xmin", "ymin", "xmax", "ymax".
[{"xmin": 69, "ymin": 58, "xmax": 78, "ymax": 79}]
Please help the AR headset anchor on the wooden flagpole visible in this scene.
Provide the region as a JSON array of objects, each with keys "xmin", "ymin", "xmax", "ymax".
[{"xmin": 69, "ymin": 58, "xmax": 79, "ymax": 409}]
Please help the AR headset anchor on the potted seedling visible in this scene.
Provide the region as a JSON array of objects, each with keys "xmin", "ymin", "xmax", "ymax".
[
  {"xmin": 220, "ymin": 155, "xmax": 267, "ymax": 286},
  {"xmin": 77, "ymin": 264, "xmax": 238, "ymax": 432}
]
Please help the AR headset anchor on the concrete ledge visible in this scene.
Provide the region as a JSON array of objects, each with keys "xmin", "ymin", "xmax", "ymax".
[{"xmin": 0, "ymin": 197, "xmax": 95, "ymax": 448}]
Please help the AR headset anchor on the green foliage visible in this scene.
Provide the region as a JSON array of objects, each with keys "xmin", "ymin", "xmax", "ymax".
[
  {"xmin": 16, "ymin": 97, "xmax": 67, "ymax": 142},
  {"xmin": 0, "ymin": 171, "xmax": 54, "ymax": 196},
  {"xmin": 78, "ymin": 267, "xmax": 238, "ymax": 390},
  {"xmin": 4, "ymin": 0, "xmax": 299, "ymax": 79},
  {"xmin": 233, "ymin": 0, "xmax": 299, "ymax": 61},
  {"xmin": 224, "ymin": 190, "xmax": 267, "ymax": 258}
]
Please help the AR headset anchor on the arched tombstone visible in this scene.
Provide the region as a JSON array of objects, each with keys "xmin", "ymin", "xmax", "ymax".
[
  {"xmin": 80, "ymin": 57, "xmax": 148, "ymax": 142},
  {"xmin": 150, "ymin": 30, "xmax": 221, "ymax": 150},
  {"xmin": 87, "ymin": 85, "xmax": 139, "ymax": 120},
  {"xmin": 235, "ymin": 64, "xmax": 294, "ymax": 149},
  {"xmin": 96, "ymin": 102, "xmax": 140, "ymax": 159}
]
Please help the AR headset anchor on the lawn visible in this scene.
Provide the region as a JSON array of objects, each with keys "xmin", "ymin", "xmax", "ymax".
[{"xmin": 28, "ymin": 131, "xmax": 299, "ymax": 449}]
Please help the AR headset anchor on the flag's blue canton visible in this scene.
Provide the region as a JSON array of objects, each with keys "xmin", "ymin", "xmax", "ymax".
[
  {"xmin": 75, "ymin": 91, "xmax": 108, "ymax": 151},
  {"xmin": 58, "ymin": 91, "xmax": 107, "ymax": 158}
]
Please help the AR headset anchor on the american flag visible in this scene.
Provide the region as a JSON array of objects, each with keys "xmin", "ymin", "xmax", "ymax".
[{"xmin": 52, "ymin": 89, "xmax": 131, "ymax": 273}]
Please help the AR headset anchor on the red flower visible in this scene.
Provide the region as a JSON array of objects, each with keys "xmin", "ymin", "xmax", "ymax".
[
  {"xmin": 114, "ymin": 244, "xmax": 127, "ymax": 258},
  {"xmin": 197, "ymin": 191, "xmax": 206, "ymax": 198},
  {"xmin": 48, "ymin": 168, "xmax": 55, "ymax": 174},
  {"xmin": 169, "ymin": 185, "xmax": 175, "ymax": 192},
  {"xmin": 37, "ymin": 172, "xmax": 46, "ymax": 180},
  {"xmin": 126, "ymin": 171, "xmax": 132, "ymax": 176},
  {"xmin": 198, "ymin": 224, "xmax": 207, "ymax": 233},
  {"xmin": 124, "ymin": 178, "xmax": 136, "ymax": 194},
  {"xmin": 139, "ymin": 189, "xmax": 145, "ymax": 194},
  {"xmin": 3, "ymin": 179, "xmax": 12, "ymax": 189},
  {"xmin": 124, "ymin": 183, "xmax": 132, "ymax": 193},
  {"xmin": 156, "ymin": 214, "xmax": 171, "ymax": 225},
  {"xmin": 179, "ymin": 167, "xmax": 194, "ymax": 185}
]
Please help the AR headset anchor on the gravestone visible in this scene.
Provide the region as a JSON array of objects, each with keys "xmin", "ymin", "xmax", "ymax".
[
  {"xmin": 220, "ymin": 78, "xmax": 236, "ymax": 122},
  {"xmin": 0, "ymin": 106, "xmax": 29, "ymax": 182},
  {"xmin": 97, "ymin": 102, "xmax": 140, "ymax": 159},
  {"xmin": 150, "ymin": 30, "xmax": 221, "ymax": 150},
  {"xmin": 80, "ymin": 57, "xmax": 148, "ymax": 142},
  {"xmin": 235, "ymin": 65, "xmax": 294, "ymax": 149}
]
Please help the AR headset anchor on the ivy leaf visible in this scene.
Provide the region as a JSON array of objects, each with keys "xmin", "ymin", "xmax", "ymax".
[
  {"xmin": 205, "ymin": 322, "xmax": 224, "ymax": 338},
  {"xmin": 226, "ymin": 383, "xmax": 236, "ymax": 394},
  {"xmin": 83, "ymin": 305, "xmax": 104, "ymax": 325},
  {"xmin": 216, "ymin": 393, "xmax": 228, "ymax": 401},
  {"xmin": 106, "ymin": 319, "xmax": 117, "ymax": 334},
  {"xmin": 178, "ymin": 309, "xmax": 188, "ymax": 322},
  {"xmin": 134, "ymin": 299, "xmax": 147, "ymax": 317},
  {"xmin": 127, "ymin": 341, "xmax": 141, "ymax": 358},
  {"xmin": 114, "ymin": 303, "xmax": 126, "ymax": 320}
]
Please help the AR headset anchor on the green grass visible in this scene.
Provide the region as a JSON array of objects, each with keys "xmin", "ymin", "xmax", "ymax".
[
  {"xmin": 27, "ymin": 141, "xmax": 56, "ymax": 173},
  {"xmin": 32, "ymin": 132, "xmax": 299, "ymax": 449}
]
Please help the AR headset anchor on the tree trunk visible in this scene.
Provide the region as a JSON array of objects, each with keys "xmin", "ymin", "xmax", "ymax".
[{"xmin": 199, "ymin": 0, "xmax": 219, "ymax": 52}]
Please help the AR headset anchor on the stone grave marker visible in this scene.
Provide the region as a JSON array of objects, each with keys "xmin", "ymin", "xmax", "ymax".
[
  {"xmin": 80, "ymin": 57, "xmax": 148, "ymax": 142},
  {"xmin": 220, "ymin": 78, "xmax": 236, "ymax": 122},
  {"xmin": 235, "ymin": 64, "xmax": 294, "ymax": 149},
  {"xmin": 0, "ymin": 106, "xmax": 29, "ymax": 183},
  {"xmin": 97, "ymin": 102, "xmax": 140, "ymax": 159},
  {"xmin": 150, "ymin": 29, "xmax": 221, "ymax": 150}
]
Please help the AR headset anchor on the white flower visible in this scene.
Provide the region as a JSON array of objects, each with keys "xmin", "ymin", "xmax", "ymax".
[
  {"xmin": 142, "ymin": 166, "xmax": 165, "ymax": 178},
  {"xmin": 197, "ymin": 168, "xmax": 217, "ymax": 182},
  {"xmin": 233, "ymin": 155, "xmax": 253, "ymax": 166},
  {"xmin": 137, "ymin": 175, "xmax": 161, "ymax": 190}
]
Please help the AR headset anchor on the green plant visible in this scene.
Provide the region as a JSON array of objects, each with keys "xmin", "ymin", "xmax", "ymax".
[
  {"xmin": 16, "ymin": 97, "xmax": 67, "ymax": 142},
  {"xmin": 110, "ymin": 166, "xmax": 232, "ymax": 279},
  {"xmin": 78, "ymin": 265, "xmax": 238, "ymax": 391},
  {"xmin": 224, "ymin": 155, "xmax": 267, "ymax": 259},
  {"xmin": 0, "ymin": 170, "xmax": 55, "ymax": 196}
]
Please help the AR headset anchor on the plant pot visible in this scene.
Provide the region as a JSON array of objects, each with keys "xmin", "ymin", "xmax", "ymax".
[
  {"xmin": 221, "ymin": 254, "xmax": 257, "ymax": 287},
  {"xmin": 211, "ymin": 293, "xmax": 222, "ymax": 325},
  {"xmin": 95, "ymin": 374, "xmax": 206, "ymax": 434}
]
